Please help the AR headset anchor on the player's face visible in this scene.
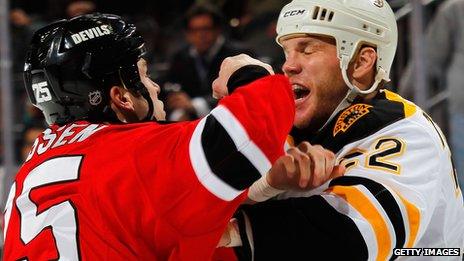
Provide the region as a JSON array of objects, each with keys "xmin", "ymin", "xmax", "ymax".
[
  {"xmin": 137, "ymin": 59, "xmax": 166, "ymax": 121},
  {"xmin": 281, "ymin": 35, "xmax": 347, "ymax": 132}
]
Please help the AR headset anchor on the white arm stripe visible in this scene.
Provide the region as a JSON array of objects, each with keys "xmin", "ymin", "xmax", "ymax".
[
  {"xmin": 211, "ymin": 106, "xmax": 271, "ymax": 176},
  {"xmin": 189, "ymin": 116, "xmax": 243, "ymax": 201}
]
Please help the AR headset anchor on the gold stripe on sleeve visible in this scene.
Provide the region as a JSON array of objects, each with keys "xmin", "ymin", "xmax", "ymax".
[
  {"xmin": 327, "ymin": 185, "xmax": 392, "ymax": 261},
  {"xmin": 397, "ymin": 194, "xmax": 421, "ymax": 248}
]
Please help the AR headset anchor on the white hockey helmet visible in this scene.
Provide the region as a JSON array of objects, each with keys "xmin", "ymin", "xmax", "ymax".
[{"xmin": 276, "ymin": 0, "xmax": 398, "ymax": 96}]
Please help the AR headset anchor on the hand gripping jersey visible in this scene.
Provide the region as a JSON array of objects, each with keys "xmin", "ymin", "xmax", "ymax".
[
  {"xmin": 3, "ymin": 75, "xmax": 294, "ymax": 260},
  {"xmin": 234, "ymin": 90, "xmax": 464, "ymax": 261}
]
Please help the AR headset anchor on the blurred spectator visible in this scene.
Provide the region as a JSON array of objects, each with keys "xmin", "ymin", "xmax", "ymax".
[
  {"xmin": 238, "ymin": 10, "xmax": 286, "ymax": 72},
  {"xmin": 19, "ymin": 104, "xmax": 46, "ymax": 164},
  {"xmin": 20, "ymin": 125, "xmax": 45, "ymax": 163},
  {"xmin": 199, "ymin": 0, "xmax": 289, "ymax": 71},
  {"xmin": 242, "ymin": 0, "xmax": 290, "ymax": 70},
  {"xmin": 10, "ymin": 8, "xmax": 45, "ymax": 74},
  {"xmin": 129, "ymin": 15, "xmax": 172, "ymax": 81},
  {"xmin": 161, "ymin": 3, "xmax": 254, "ymax": 121},
  {"xmin": 399, "ymin": 0, "xmax": 464, "ymax": 188},
  {"xmin": 66, "ymin": 0, "xmax": 97, "ymax": 18},
  {"xmin": 10, "ymin": 0, "xmax": 52, "ymax": 20},
  {"xmin": 10, "ymin": 8, "xmax": 38, "ymax": 117},
  {"xmin": 22, "ymin": 102, "xmax": 46, "ymax": 129}
]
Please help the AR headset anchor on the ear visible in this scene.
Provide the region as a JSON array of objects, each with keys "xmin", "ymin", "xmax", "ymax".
[
  {"xmin": 109, "ymin": 86, "xmax": 136, "ymax": 122},
  {"xmin": 351, "ymin": 46, "xmax": 377, "ymax": 84},
  {"xmin": 109, "ymin": 86, "xmax": 136, "ymax": 110}
]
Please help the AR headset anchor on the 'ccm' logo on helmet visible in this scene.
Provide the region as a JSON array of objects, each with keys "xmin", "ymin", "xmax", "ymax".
[
  {"xmin": 32, "ymin": 81, "xmax": 52, "ymax": 103},
  {"xmin": 71, "ymin": 25, "xmax": 112, "ymax": 45},
  {"xmin": 283, "ymin": 9, "xmax": 306, "ymax": 18}
]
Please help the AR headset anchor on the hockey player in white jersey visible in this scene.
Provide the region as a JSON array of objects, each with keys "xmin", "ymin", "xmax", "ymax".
[{"xmin": 218, "ymin": 0, "xmax": 464, "ymax": 260}]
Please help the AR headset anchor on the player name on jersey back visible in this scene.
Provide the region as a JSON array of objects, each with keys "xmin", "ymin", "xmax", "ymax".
[{"xmin": 25, "ymin": 123, "xmax": 107, "ymax": 162}]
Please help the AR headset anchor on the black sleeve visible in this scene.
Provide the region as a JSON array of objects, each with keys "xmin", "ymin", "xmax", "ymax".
[
  {"xmin": 227, "ymin": 65, "xmax": 271, "ymax": 94},
  {"xmin": 233, "ymin": 196, "xmax": 369, "ymax": 261}
]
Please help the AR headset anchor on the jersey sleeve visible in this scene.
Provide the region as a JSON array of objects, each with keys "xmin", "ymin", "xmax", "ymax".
[
  {"xmin": 233, "ymin": 115, "xmax": 463, "ymax": 260},
  {"xmin": 188, "ymin": 74, "xmax": 294, "ymax": 201},
  {"xmin": 130, "ymin": 74, "xmax": 294, "ymax": 260}
]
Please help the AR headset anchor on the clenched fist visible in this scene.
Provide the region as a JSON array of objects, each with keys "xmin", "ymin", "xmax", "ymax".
[
  {"xmin": 212, "ymin": 54, "xmax": 274, "ymax": 99},
  {"xmin": 267, "ymin": 142, "xmax": 345, "ymax": 190}
]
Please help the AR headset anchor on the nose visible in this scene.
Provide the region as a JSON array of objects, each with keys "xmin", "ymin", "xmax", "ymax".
[
  {"xmin": 148, "ymin": 77, "xmax": 161, "ymax": 95},
  {"xmin": 154, "ymin": 83, "xmax": 161, "ymax": 95},
  {"xmin": 282, "ymin": 55, "xmax": 301, "ymax": 76}
]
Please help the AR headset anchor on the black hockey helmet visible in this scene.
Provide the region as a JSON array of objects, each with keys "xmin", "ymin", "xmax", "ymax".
[{"xmin": 24, "ymin": 13, "xmax": 154, "ymax": 125}]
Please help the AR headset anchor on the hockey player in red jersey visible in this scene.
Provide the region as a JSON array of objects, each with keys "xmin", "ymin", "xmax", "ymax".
[{"xmin": 3, "ymin": 13, "xmax": 343, "ymax": 260}]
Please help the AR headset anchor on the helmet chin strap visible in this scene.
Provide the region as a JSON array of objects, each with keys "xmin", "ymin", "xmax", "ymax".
[
  {"xmin": 118, "ymin": 70, "xmax": 155, "ymax": 122},
  {"xmin": 140, "ymin": 87, "xmax": 155, "ymax": 122},
  {"xmin": 318, "ymin": 55, "xmax": 387, "ymax": 131}
]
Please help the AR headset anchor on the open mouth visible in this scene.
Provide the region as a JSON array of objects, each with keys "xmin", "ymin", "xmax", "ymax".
[{"xmin": 292, "ymin": 84, "xmax": 311, "ymax": 101}]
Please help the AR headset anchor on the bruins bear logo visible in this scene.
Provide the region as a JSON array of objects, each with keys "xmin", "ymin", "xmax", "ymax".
[{"xmin": 333, "ymin": 104, "xmax": 372, "ymax": 136}]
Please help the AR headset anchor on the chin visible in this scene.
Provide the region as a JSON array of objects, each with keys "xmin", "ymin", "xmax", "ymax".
[
  {"xmin": 293, "ymin": 110, "xmax": 312, "ymax": 128},
  {"xmin": 293, "ymin": 113, "xmax": 324, "ymax": 134},
  {"xmin": 156, "ymin": 113, "xmax": 166, "ymax": 121},
  {"xmin": 293, "ymin": 118, "xmax": 309, "ymax": 129}
]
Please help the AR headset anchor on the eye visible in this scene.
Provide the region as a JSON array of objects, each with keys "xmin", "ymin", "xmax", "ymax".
[{"xmin": 302, "ymin": 48, "xmax": 315, "ymax": 55}]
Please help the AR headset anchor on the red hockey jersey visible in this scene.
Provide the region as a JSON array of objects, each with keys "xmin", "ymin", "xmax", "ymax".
[{"xmin": 3, "ymin": 75, "xmax": 294, "ymax": 260}]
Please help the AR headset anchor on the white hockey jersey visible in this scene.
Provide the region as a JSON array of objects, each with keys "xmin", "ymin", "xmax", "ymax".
[{"xmin": 234, "ymin": 90, "xmax": 464, "ymax": 261}]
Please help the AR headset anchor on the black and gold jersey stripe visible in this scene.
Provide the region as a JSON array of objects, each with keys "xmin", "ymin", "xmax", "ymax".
[
  {"xmin": 330, "ymin": 176, "xmax": 406, "ymax": 252},
  {"xmin": 329, "ymin": 176, "xmax": 407, "ymax": 260},
  {"xmin": 234, "ymin": 176, "xmax": 417, "ymax": 261}
]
